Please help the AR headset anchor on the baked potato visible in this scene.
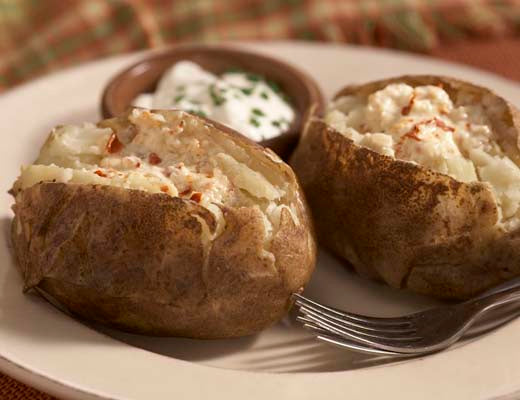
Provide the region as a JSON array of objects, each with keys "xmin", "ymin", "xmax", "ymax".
[
  {"xmin": 291, "ymin": 75, "xmax": 520, "ymax": 299},
  {"xmin": 10, "ymin": 108, "xmax": 316, "ymax": 338}
]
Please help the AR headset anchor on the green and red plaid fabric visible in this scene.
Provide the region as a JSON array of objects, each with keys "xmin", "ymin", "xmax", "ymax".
[
  {"xmin": 3, "ymin": 0, "xmax": 520, "ymax": 399},
  {"xmin": 2, "ymin": 0, "xmax": 520, "ymax": 92}
]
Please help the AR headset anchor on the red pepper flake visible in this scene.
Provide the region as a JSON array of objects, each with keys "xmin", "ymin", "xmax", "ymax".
[
  {"xmin": 148, "ymin": 152, "xmax": 162, "ymax": 165},
  {"xmin": 401, "ymin": 118, "xmax": 454, "ymax": 142},
  {"xmin": 94, "ymin": 169, "xmax": 107, "ymax": 177},
  {"xmin": 106, "ymin": 132, "xmax": 124, "ymax": 154},
  {"xmin": 396, "ymin": 123, "xmax": 422, "ymax": 155},
  {"xmin": 179, "ymin": 187, "xmax": 192, "ymax": 196},
  {"xmin": 401, "ymin": 93, "xmax": 416, "ymax": 116},
  {"xmin": 160, "ymin": 185, "xmax": 169, "ymax": 193},
  {"xmin": 135, "ymin": 161, "xmax": 141, "ymax": 168},
  {"xmin": 190, "ymin": 192, "xmax": 202, "ymax": 203},
  {"xmin": 395, "ymin": 118, "xmax": 455, "ymax": 156},
  {"xmin": 432, "ymin": 117, "xmax": 454, "ymax": 132},
  {"xmin": 403, "ymin": 125, "xmax": 422, "ymax": 142}
]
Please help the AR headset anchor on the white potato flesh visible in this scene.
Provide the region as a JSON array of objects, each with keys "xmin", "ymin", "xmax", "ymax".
[
  {"xmin": 13, "ymin": 109, "xmax": 296, "ymax": 235},
  {"xmin": 326, "ymin": 83, "xmax": 520, "ymax": 225}
]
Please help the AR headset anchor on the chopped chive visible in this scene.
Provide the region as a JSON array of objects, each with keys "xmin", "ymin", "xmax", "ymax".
[
  {"xmin": 226, "ymin": 67, "xmax": 243, "ymax": 73},
  {"xmin": 246, "ymin": 73, "xmax": 261, "ymax": 82},
  {"xmin": 174, "ymin": 94, "xmax": 184, "ymax": 103},
  {"xmin": 266, "ymin": 80, "xmax": 281, "ymax": 93},
  {"xmin": 176, "ymin": 85, "xmax": 186, "ymax": 91},
  {"xmin": 250, "ymin": 118, "xmax": 260, "ymax": 127},
  {"xmin": 189, "ymin": 110, "xmax": 207, "ymax": 118},
  {"xmin": 209, "ymin": 84, "xmax": 226, "ymax": 106},
  {"xmin": 241, "ymin": 88, "xmax": 253, "ymax": 95},
  {"xmin": 252, "ymin": 108, "xmax": 265, "ymax": 117},
  {"xmin": 260, "ymin": 92, "xmax": 269, "ymax": 100},
  {"xmin": 211, "ymin": 96, "xmax": 225, "ymax": 106},
  {"xmin": 272, "ymin": 120, "xmax": 281, "ymax": 127}
]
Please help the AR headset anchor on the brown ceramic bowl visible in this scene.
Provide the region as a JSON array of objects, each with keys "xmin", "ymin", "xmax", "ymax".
[{"xmin": 101, "ymin": 44, "xmax": 324, "ymax": 159}]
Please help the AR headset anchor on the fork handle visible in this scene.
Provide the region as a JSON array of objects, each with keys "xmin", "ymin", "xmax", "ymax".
[
  {"xmin": 468, "ymin": 284, "xmax": 520, "ymax": 315},
  {"xmin": 478, "ymin": 276, "xmax": 520, "ymax": 298}
]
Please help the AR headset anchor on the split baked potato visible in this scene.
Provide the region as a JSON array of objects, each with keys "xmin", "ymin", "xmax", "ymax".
[
  {"xmin": 291, "ymin": 75, "xmax": 520, "ymax": 299},
  {"xmin": 10, "ymin": 108, "xmax": 316, "ymax": 338}
]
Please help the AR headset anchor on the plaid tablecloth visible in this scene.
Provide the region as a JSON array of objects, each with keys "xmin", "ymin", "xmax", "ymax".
[
  {"xmin": 3, "ymin": 0, "xmax": 520, "ymax": 92},
  {"xmin": 3, "ymin": 0, "xmax": 520, "ymax": 398}
]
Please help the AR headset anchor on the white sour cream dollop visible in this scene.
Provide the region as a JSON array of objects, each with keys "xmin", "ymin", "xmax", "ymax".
[{"xmin": 133, "ymin": 61, "xmax": 295, "ymax": 142}]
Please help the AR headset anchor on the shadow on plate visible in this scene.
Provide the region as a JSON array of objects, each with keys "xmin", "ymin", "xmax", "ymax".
[
  {"xmin": 0, "ymin": 214, "xmax": 398, "ymax": 372},
  {"xmin": 2, "ymin": 214, "xmax": 518, "ymax": 373},
  {"xmin": 0, "ymin": 216, "xmax": 258, "ymax": 359},
  {"xmin": 0, "ymin": 217, "xmax": 113, "ymax": 345}
]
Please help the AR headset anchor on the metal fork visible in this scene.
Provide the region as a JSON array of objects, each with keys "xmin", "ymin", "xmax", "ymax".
[{"xmin": 293, "ymin": 277, "xmax": 520, "ymax": 356}]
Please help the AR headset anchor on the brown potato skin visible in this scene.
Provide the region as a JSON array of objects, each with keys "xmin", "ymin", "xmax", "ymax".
[
  {"xmin": 11, "ymin": 112, "xmax": 316, "ymax": 338},
  {"xmin": 291, "ymin": 75, "xmax": 520, "ymax": 299}
]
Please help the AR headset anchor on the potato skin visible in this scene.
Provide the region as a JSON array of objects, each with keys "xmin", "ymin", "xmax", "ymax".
[
  {"xmin": 291, "ymin": 75, "xmax": 520, "ymax": 299},
  {"xmin": 11, "ymin": 113, "xmax": 316, "ymax": 338}
]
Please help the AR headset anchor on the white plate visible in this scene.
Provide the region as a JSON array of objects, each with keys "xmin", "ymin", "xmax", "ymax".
[{"xmin": 1, "ymin": 41, "xmax": 520, "ymax": 400}]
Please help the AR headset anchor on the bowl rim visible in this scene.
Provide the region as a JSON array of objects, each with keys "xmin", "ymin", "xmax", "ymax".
[{"xmin": 100, "ymin": 43, "xmax": 325, "ymax": 150}]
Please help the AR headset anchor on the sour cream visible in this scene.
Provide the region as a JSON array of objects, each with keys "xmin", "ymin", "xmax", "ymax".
[{"xmin": 133, "ymin": 61, "xmax": 295, "ymax": 142}]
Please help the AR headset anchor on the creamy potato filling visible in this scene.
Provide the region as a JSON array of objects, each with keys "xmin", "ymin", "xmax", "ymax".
[
  {"xmin": 326, "ymin": 83, "xmax": 520, "ymax": 226},
  {"xmin": 13, "ymin": 109, "xmax": 296, "ymax": 239}
]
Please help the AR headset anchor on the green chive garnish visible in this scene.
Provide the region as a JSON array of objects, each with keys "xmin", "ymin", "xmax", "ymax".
[
  {"xmin": 241, "ymin": 88, "xmax": 253, "ymax": 95},
  {"xmin": 272, "ymin": 120, "xmax": 281, "ymax": 127},
  {"xmin": 260, "ymin": 92, "xmax": 269, "ymax": 100},
  {"xmin": 189, "ymin": 110, "xmax": 207, "ymax": 118},
  {"xmin": 174, "ymin": 94, "xmax": 184, "ymax": 103},
  {"xmin": 209, "ymin": 84, "xmax": 226, "ymax": 106},
  {"xmin": 246, "ymin": 73, "xmax": 261, "ymax": 82},
  {"xmin": 250, "ymin": 118, "xmax": 260, "ymax": 127},
  {"xmin": 252, "ymin": 108, "xmax": 265, "ymax": 117},
  {"xmin": 226, "ymin": 67, "xmax": 243, "ymax": 73},
  {"xmin": 266, "ymin": 80, "xmax": 281, "ymax": 93}
]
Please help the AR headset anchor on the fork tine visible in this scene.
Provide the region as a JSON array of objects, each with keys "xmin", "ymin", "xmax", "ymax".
[
  {"xmin": 298, "ymin": 316, "xmax": 377, "ymax": 343},
  {"xmin": 300, "ymin": 305, "xmax": 419, "ymax": 338},
  {"xmin": 293, "ymin": 294, "xmax": 413, "ymax": 327},
  {"xmin": 299, "ymin": 315, "xmax": 403, "ymax": 356},
  {"xmin": 317, "ymin": 334, "xmax": 407, "ymax": 356},
  {"xmin": 297, "ymin": 302, "xmax": 417, "ymax": 334},
  {"xmin": 301, "ymin": 307, "xmax": 423, "ymax": 343},
  {"xmin": 296, "ymin": 316, "xmax": 332, "ymax": 335},
  {"xmin": 297, "ymin": 310, "xmax": 383, "ymax": 347},
  {"xmin": 306, "ymin": 311, "xmax": 391, "ymax": 348}
]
